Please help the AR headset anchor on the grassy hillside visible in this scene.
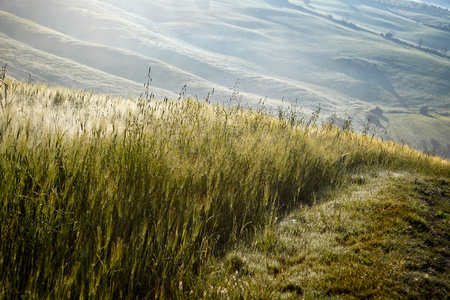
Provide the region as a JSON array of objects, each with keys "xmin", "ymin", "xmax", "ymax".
[
  {"xmin": 204, "ymin": 173, "xmax": 450, "ymax": 298},
  {"xmin": 0, "ymin": 80, "xmax": 448, "ymax": 298}
]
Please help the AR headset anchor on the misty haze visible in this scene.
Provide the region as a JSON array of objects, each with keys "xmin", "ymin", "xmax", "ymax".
[{"xmin": 1, "ymin": 0, "xmax": 449, "ymax": 156}]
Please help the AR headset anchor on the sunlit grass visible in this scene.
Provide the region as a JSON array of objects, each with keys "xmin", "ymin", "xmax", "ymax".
[
  {"xmin": 206, "ymin": 173, "xmax": 450, "ymax": 299},
  {"xmin": 0, "ymin": 80, "xmax": 449, "ymax": 299}
]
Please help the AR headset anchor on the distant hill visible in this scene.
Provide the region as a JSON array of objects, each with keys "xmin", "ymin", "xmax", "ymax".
[
  {"xmin": 1, "ymin": 0, "xmax": 449, "ymax": 157},
  {"xmin": 408, "ymin": 0, "xmax": 450, "ymax": 9}
]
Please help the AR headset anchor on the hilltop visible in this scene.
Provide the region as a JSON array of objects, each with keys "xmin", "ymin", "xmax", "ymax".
[{"xmin": 1, "ymin": 0, "xmax": 450, "ymax": 157}]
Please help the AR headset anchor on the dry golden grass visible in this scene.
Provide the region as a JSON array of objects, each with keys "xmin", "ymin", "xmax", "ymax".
[{"xmin": 0, "ymin": 80, "xmax": 448, "ymax": 298}]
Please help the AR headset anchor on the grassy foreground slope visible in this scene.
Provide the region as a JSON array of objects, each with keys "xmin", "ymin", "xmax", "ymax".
[
  {"xmin": 0, "ymin": 80, "xmax": 449, "ymax": 299},
  {"xmin": 206, "ymin": 173, "xmax": 450, "ymax": 299}
]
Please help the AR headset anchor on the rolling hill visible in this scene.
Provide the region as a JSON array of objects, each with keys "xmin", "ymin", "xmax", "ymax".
[
  {"xmin": 1, "ymin": 79, "xmax": 449, "ymax": 299},
  {"xmin": 1, "ymin": 0, "xmax": 449, "ymax": 157}
]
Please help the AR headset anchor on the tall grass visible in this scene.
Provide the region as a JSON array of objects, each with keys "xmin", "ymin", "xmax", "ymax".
[{"xmin": 0, "ymin": 80, "xmax": 448, "ymax": 298}]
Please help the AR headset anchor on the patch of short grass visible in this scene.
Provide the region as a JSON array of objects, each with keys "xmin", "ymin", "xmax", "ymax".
[{"xmin": 205, "ymin": 173, "xmax": 450, "ymax": 299}]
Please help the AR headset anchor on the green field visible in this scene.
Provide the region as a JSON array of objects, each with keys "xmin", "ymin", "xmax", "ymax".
[{"xmin": 0, "ymin": 80, "xmax": 449, "ymax": 298}]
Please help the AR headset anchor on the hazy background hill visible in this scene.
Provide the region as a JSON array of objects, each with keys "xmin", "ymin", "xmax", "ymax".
[
  {"xmin": 1, "ymin": 0, "xmax": 449, "ymax": 157},
  {"xmin": 406, "ymin": 0, "xmax": 449, "ymax": 9}
]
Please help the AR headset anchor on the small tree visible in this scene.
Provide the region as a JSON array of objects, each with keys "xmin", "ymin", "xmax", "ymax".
[
  {"xmin": 370, "ymin": 107, "xmax": 384, "ymax": 116},
  {"xmin": 419, "ymin": 105, "xmax": 429, "ymax": 115},
  {"xmin": 385, "ymin": 32, "xmax": 394, "ymax": 39}
]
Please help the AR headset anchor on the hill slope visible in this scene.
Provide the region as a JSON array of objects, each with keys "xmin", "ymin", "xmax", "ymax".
[
  {"xmin": 0, "ymin": 80, "xmax": 449, "ymax": 298},
  {"xmin": 1, "ymin": 0, "xmax": 449, "ymax": 156},
  {"xmin": 205, "ymin": 172, "xmax": 450, "ymax": 299}
]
